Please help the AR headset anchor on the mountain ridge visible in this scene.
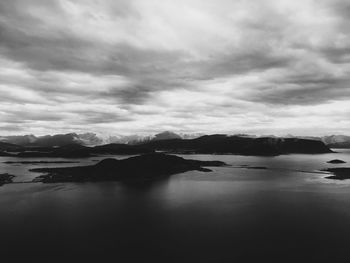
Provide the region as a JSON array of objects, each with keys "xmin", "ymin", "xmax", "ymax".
[{"xmin": 1, "ymin": 131, "xmax": 348, "ymax": 149}]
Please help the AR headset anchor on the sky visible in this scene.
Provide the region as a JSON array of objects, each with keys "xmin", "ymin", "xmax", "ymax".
[{"xmin": 0, "ymin": 0, "xmax": 349, "ymax": 136}]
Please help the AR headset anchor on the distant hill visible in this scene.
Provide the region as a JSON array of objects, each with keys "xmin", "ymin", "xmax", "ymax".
[
  {"xmin": 1, "ymin": 131, "xmax": 347, "ymax": 151},
  {"xmin": 321, "ymin": 135, "xmax": 350, "ymax": 149},
  {"xmin": 0, "ymin": 141, "xmax": 23, "ymax": 151},
  {"xmin": 285, "ymin": 135, "xmax": 350, "ymax": 149},
  {"xmin": 0, "ymin": 133, "xmax": 102, "ymax": 147},
  {"xmin": 106, "ymin": 131, "xmax": 200, "ymax": 145},
  {"xmin": 15, "ymin": 143, "xmax": 154, "ymax": 158},
  {"xmin": 140, "ymin": 135, "xmax": 332, "ymax": 156},
  {"xmin": 0, "ymin": 135, "xmax": 36, "ymax": 145},
  {"xmin": 153, "ymin": 131, "xmax": 182, "ymax": 141},
  {"xmin": 0, "ymin": 131, "xmax": 199, "ymax": 147},
  {"xmin": 28, "ymin": 133, "xmax": 81, "ymax": 147},
  {"xmin": 106, "ymin": 135, "xmax": 153, "ymax": 145},
  {"xmin": 327, "ymin": 142, "xmax": 350, "ymax": 148}
]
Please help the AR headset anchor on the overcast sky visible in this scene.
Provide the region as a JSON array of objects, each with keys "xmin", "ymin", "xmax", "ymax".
[{"xmin": 0, "ymin": 0, "xmax": 349, "ymax": 136}]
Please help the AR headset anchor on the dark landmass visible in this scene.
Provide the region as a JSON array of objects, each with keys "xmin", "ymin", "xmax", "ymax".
[
  {"xmin": 0, "ymin": 151, "xmax": 15, "ymax": 157},
  {"xmin": 274, "ymin": 134, "xmax": 350, "ymax": 149},
  {"xmin": 327, "ymin": 142, "xmax": 350, "ymax": 149},
  {"xmin": 30, "ymin": 153, "xmax": 226, "ymax": 183},
  {"xmin": 4, "ymin": 161, "xmax": 79, "ymax": 164},
  {"xmin": 324, "ymin": 168, "xmax": 350, "ymax": 180},
  {"xmin": 141, "ymin": 135, "xmax": 332, "ymax": 156},
  {"xmin": 0, "ymin": 134, "xmax": 331, "ymax": 158},
  {"xmin": 0, "ymin": 173, "xmax": 15, "ymax": 186},
  {"xmin": 2, "ymin": 131, "xmax": 350, "ymax": 149},
  {"xmin": 0, "ymin": 141, "xmax": 24, "ymax": 152},
  {"xmin": 0, "ymin": 143, "xmax": 154, "ymax": 158},
  {"xmin": 16, "ymin": 144, "xmax": 92, "ymax": 158},
  {"xmin": 327, "ymin": 159, "xmax": 346, "ymax": 164}
]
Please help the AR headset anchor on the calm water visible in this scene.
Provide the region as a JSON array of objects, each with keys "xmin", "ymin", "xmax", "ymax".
[{"xmin": 1, "ymin": 150, "xmax": 350, "ymax": 261}]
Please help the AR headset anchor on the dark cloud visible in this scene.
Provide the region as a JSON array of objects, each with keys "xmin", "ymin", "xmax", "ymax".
[
  {"xmin": 243, "ymin": 73, "xmax": 350, "ymax": 105},
  {"xmin": 194, "ymin": 51, "xmax": 293, "ymax": 80},
  {"xmin": 244, "ymin": 84, "xmax": 350, "ymax": 106},
  {"xmin": 0, "ymin": 124, "xmax": 24, "ymax": 132},
  {"xmin": 71, "ymin": 110, "xmax": 133, "ymax": 124},
  {"xmin": 1, "ymin": 110, "xmax": 65, "ymax": 123}
]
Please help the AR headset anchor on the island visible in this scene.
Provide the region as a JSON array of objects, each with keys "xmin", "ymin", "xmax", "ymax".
[
  {"xmin": 327, "ymin": 159, "xmax": 346, "ymax": 164},
  {"xmin": 30, "ymin": 153, "xmax": 226, "ymax": 183},
  {"xmin": 324, "ymin": 168, "xmax": 350, "ymax": 180},
  {"xmin": 0, "ymin": 173, "xmax": 15, "ymax": 186}
]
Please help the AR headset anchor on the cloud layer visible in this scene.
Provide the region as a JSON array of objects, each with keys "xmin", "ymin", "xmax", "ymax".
[{"xmin": 0, "ymin": 0, "xmax": 349, "ymax": 136}]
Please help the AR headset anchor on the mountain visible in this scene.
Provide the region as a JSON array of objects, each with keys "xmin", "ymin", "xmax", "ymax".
[
  {"xmin": 0, "ymin": 131, "xmax": 204, "ymax": 147},
  {"xmin": 106, "ymin": 135, "xmax": 153, "ymax": 145},
  {"xmin": 106, "ymin": 131, "xmax": 187, "ymax": 145},
  {"xmin": 28, "ymin": 133, "xmax": 81, "ymax": 147},
  {"xmin": 153, "ymin": 131, "xmax": 182, "ymax": 141},
  {"xmin": 326, "ymin": 141, "xmax": 350, "ymax": 148},
  {"xmin": 0, "ymin": 133, "xmax": 103, "ymax": 147},
  {"xmin": 1, "ymin": 131, "xmax": 346, "ymax": 150},
  {"xmin": 179, "ymin": 133, "xmax": 205, "ymax": 140},
  {"xmin": 321, "ymin": 135, "xmax": 350, "ymax": 144},
  {"xmin": 140, "ymin": 135, "xmax": 332, "ymax": 156},
  {"xmin": 0, "ymin": 135, "xmax": 36, "ymax": 145},
  {"xmin": 321, "ymin": 135, "xmax": 350, "ymax": 148},
  {"xmin": 74, "ymin": 133, "xmax": 104, "ymax": 146}
]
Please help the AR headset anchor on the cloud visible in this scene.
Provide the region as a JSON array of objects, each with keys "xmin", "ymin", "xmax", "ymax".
[{"xmin": 0, "ymin": 0, "xmax": 349, "ymax": 136}]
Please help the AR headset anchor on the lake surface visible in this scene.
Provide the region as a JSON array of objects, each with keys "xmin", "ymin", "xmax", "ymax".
[{"xmin": 1, "ymin": 150, "xmax": 350, "ymax": 261}]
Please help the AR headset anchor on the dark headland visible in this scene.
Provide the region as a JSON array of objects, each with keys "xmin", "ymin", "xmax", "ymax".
[
  {"xmin": 30, "ymin": 153, "xmax": 226, "ymax": 183},
  {"xmin": 325, "ymin": 168, "xmax": 350, "ymax": 180}
]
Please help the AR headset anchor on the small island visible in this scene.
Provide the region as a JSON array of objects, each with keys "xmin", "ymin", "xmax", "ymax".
[
  {"xmin": 30, "ymin": 153, "xmax": 226, "ymax": 183},
  {"xmin": 327, "ymin": 159, "xmax": 346, "ymax": 164},
  {"xmin": 325, "ymin": 168, "xmax": 350, "ymax": 180},
  {"xmin": 0, "ymin": 173, "xmax": 15, "ymax": 186}
]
